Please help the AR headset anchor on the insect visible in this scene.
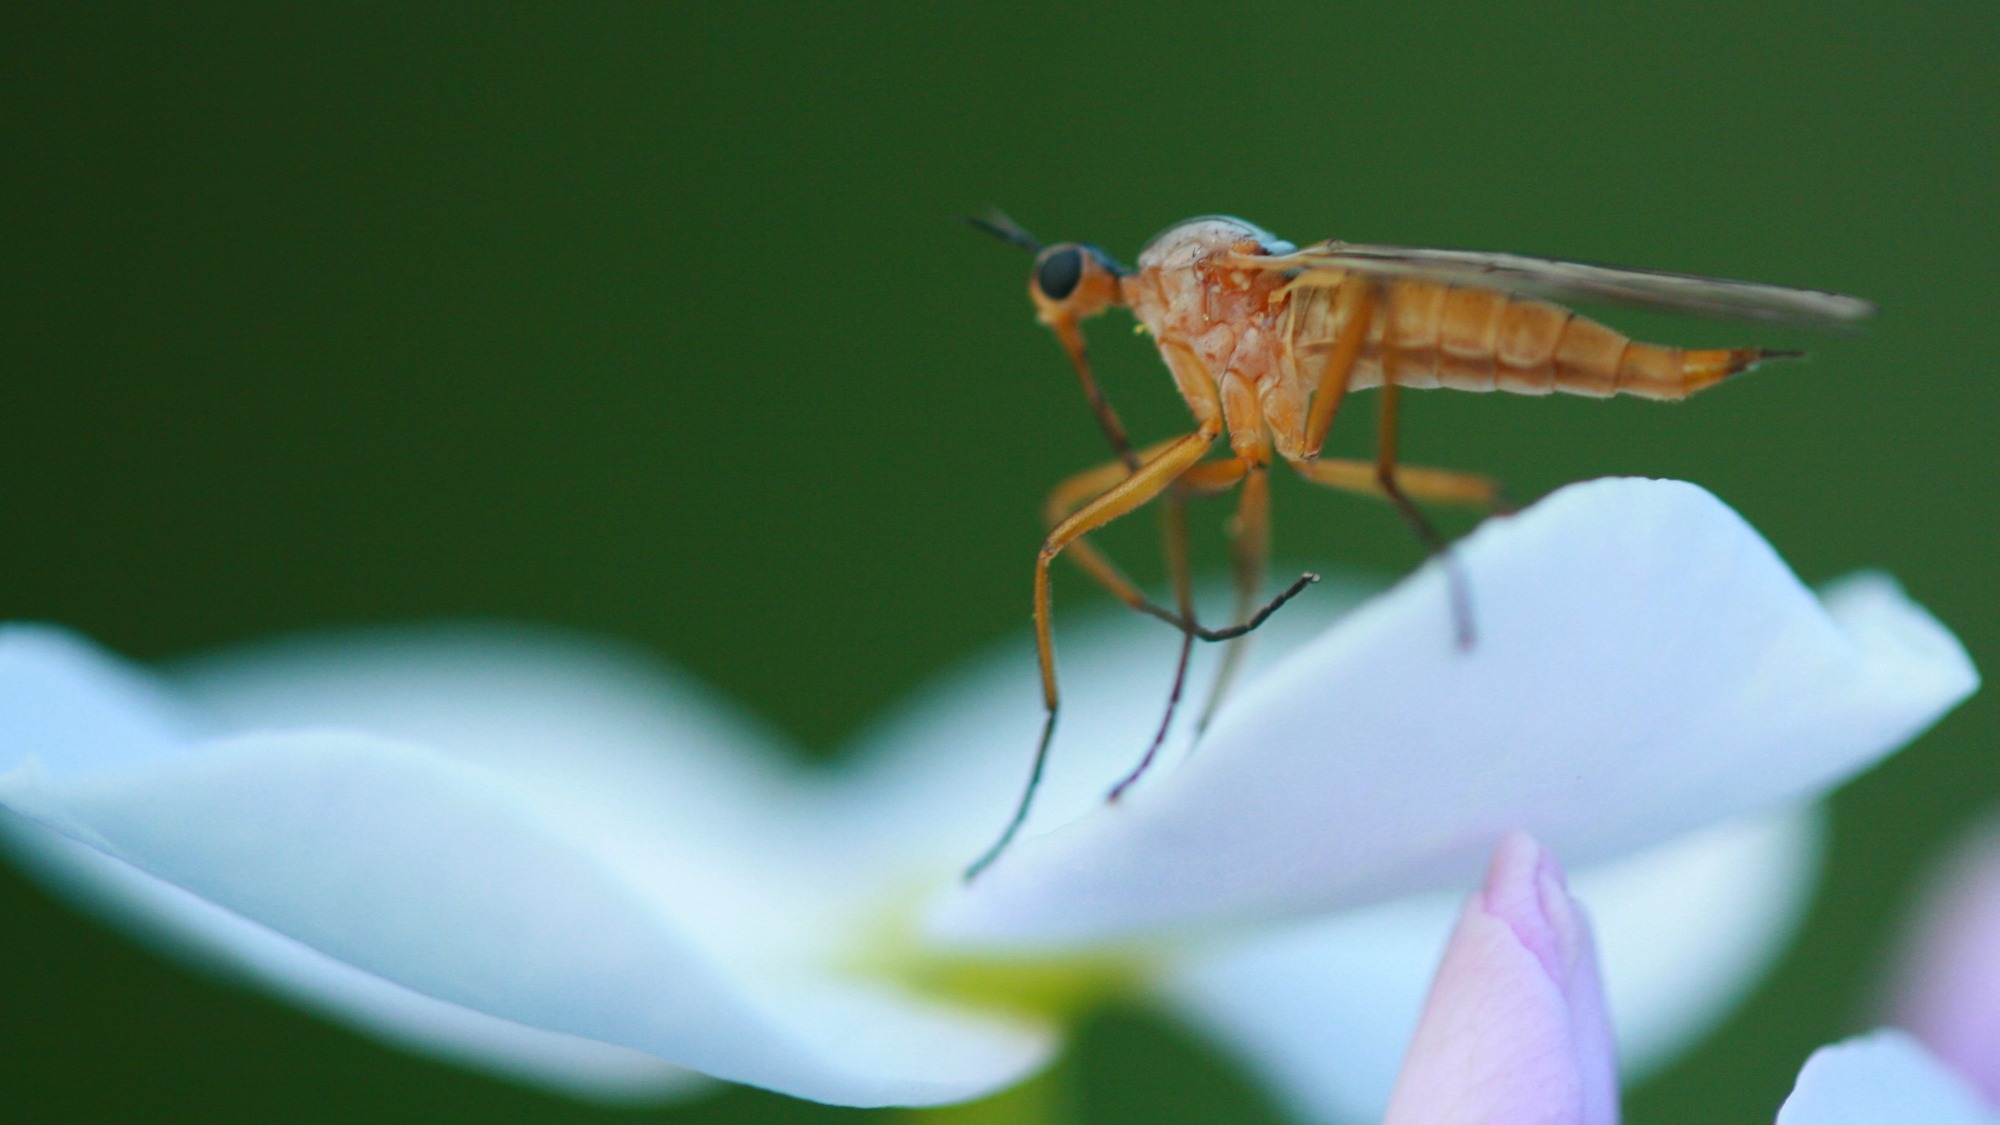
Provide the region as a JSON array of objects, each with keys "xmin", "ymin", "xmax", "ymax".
[{"xmin": 963, "ymin": 211, "xmax": 1873, "ymax": 878}]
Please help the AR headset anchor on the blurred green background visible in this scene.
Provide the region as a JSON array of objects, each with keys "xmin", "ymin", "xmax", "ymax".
[{"xmin": 1, "ymin": 3, "xmax": 1994, "ymax": 1121}]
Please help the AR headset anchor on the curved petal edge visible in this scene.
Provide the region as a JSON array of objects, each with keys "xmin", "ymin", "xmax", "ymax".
[{"xmin": 930, "ymin": 477, "xmax": 1975, "ymax": 946}]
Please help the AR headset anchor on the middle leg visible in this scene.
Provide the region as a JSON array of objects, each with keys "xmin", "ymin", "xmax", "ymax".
[
  {"xmin": 1111, "ymin": 484, "xmax": 1199, "ymax": 805},
  {"xmin": 1044, "ymin": 452, "xmax": 1318, "ymax": 642},
  {"xmin": 1192, "ymin": 459, "xmax": 1273, "ymax": 734},
  {"xmin": 1288, "ymin": 457, "xmax": 1510, "ymax": 511},
  {"xmin": 1372, "ymin": 374, "xmax": 1479, "ymax": 649},
  {"xmin": 968, "ymin": 428, "xmax": 1218, "ymax": 879}
]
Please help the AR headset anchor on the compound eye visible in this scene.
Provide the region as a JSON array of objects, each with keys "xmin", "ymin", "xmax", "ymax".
[{"xmin": 1034, "ymin": 246, "xmax": 1083, "ymax": 301}]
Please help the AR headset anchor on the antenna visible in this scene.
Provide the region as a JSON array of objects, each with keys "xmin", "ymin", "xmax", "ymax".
[{"xmin": 958, "ymin": 208, "xmax": 1043, "ymax": 254}]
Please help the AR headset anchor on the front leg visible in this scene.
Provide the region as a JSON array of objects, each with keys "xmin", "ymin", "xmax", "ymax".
[{"xmin": 968, "ymin": 427, "xmax": 1219, "ymax": 880}]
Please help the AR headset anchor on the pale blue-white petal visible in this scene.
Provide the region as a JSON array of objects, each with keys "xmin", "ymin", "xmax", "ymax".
[
  {"xmin": 0, "ymin": 624, "xmax": 207, "ymax": 769},
  {"xmin": 1156, "ymin": 806, "xmax": 1823, "ymax": 1125},
  {"xmin": 170, "ymin": 626, "xmax": 836, "ymax": 961},
  {"xmin": 0, "ymin": 626, "xmax": 1053, "ymax": 1107},
  {"xmin": 2, "ymin": 815, "xmax": 703, "ymax": 1102},
  {"xmin": 1776, "ymin": 1031, "xmax": 1997, "ymax": 1125},
  {"xmin": 826, "ymin": 582, "xmax": 1364, "ymax": 896},
  {"xmin": 929, "ymin": 479, "xmax": 1975, "ymax": 946}
]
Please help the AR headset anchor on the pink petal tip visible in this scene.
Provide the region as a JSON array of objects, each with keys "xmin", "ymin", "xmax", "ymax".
[
  {"xmin": 1891, "ymin": 821, "xmax": 2000, "ymax": 1107},
  {"xmin": 1384, "ymin": 832, "xmax": 1619, "ymax": 1125}
]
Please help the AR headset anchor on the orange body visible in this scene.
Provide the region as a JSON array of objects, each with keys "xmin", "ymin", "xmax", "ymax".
[
  {"xmin": 1290, "ymin": 278, "xmax": 1762, "ymax": 400},
  {"xmin": 1120, "ymin": 218, "xmax": 1767, "ymax": 464}
]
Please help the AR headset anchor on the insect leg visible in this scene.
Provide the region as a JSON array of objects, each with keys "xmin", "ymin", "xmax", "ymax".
[
  {"xmin": 1303, "ymin": 280, "xmax": 1379, "ymax": 457},
  {"xmin": 1043, "ymin": 440, "xmax": 1183, "ymax": 623},
  {"xmin": 1119, "ymin": 486, "xmax": 1199, "ymax": 805},
  {"xmin": 1063, "ymin": 328, "xmax": 1214, "ymax": 792},
  {"xmin": 1287, "ymin": 458, "xmax": 1510, "ymax": 512},
  {"xmin": 967, "ymin": 427, "xmax": 1220, "ymax": 880},
  {"xmin": 1041, "ymin": 314, "xmax": 1208, "ymax": 769},
  {"xmin": 1102, "ymin": 458, "xmax": 1290, "ymax": 802},
  {"xmin": 1043, "ymin": 453, "xmax": 1316, "ymax": 641},
  {"xmin": 1374, "ymin": 327, "xmax": 1480, "ymax": 649},
  {"xmin": 1049, "ymin": 315, "xmax": 1139, "ymax": 469},
  {"xmin": 1050, "ymin": 310, "xmax": 1252, "ymax": 750},
  {"xmin": 1192, "ymin": 460, "xmax": 1273, "ymax": 734},
  {"xmin": 1053, "ymin": 315, "xmax": 1211, "ymax": 783}
]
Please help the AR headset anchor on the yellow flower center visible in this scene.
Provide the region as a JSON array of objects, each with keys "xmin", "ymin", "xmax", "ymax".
[{"xmin": 847, "ymin": 890, "xmax": 1154, "ymax": 1023}]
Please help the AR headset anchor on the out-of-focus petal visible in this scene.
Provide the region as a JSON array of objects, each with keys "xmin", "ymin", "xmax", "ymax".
[
  {"xmin": 930, "ymin": 479, "xmax": 1976, "ymax": 946},
  {"xmin": 1381, "ymin": 833, "xmax": 1615, "ymax": 1125},
  {"xmin": 1, "ymin": 818, "xmax": 704, "ymax": 1102},
  {"xmin": 0, "ymin": 627, "xmax": 1053, "ymax": 1107},
  {"xmin": 0, "ymin": 624, "xmax": 207, "ymax": 768},
  {"xmin": 1580, "ymin": 805, "xmax": 1823, "ymax": 1074},
  {"xmin": 1890, "ymin": 818, "xmax": 2000, "ymax": 1105},
  {"xmin": 1158, "ymin": 807, "xmax": 1818, "ymax": 1124},
  {"xmin": 168, "ymin": 625, "xmax": 836, "ymax": 958},
  {"xmin": 1776, "ymin": 1031, "xmax": 1997, "ymax": 1125}
]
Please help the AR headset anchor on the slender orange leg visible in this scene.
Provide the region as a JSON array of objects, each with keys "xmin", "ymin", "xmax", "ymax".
[
  {"xmin": 995, "ymin": 453, "xmax": 1317, "ymax": 861},
  {"xmin": 1375, "ymin": 313, "xmax": 1481, "ymax": 650},
  {"xmin": 1168, "ymin": 461, "xmax": 1314, "ymax": 641},
  {"xmin": 966, "ymin": 427, "xmax": 1220, "ymax": 879},
  {"xmin": 1049, "ymin": 315, "xmax": 1138, "ymax": 470},
  {"xmin": 1043, "ymin": 437, "xmax": 1189, "ymax": 623},
  {"xmin": 1101, "ymin": 455, "xmax": 1319, "ymax": 803},
  {"xmin": 1177, "ymin": 458, "xmax": 1256, "ymax": 494},
  {"xmin": 1063, "ymin": 309, "xmax": 1326, "ymax": 789},
  {"xmin": 1122, "ymin": 485, "xmax": 1199, "ymax": 804},
  {"xmin": 1303, "ymin": 281, "xmax": 1378, "ymax": 457},
  {"xmin": 1038, "ymin": 429, "xmax": 1220, "ymax": 724},
  {"xmin": 1042, "ymin": 453, "xmax": 1316, "ymax": 640},
  {"xmin": 1289, "ymin": 458, "xmax": 1508, "ymax": 510},
  {"xmin": 1107, "ymin": 463, "xmax": 1319, "ymax": 804},
  {"xmin": 1052, "ymin": 320, "xmax": 1234, "ymax": 807},
  {"xmin": 1047, "ymin": 321, "xmax": 1261, "ymax": 642},
  {"xmin": 1193, "ymin": 461, "xmax": 1273, "ymax": 734},
  {"xmin": 1287, "ymin": 277, "xmax": 1515, "ymax": 514}
]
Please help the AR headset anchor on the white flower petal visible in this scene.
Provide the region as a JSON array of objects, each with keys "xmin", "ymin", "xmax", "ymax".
[
  {"xmin": 168, "ymin": 626, "xmax": 838, "ymax": 961},
  {"xmin": 930, "ymin": 478, "xmax": 1975, "ymax": 946},
  {"xmin": 1155, "ymin": 806, "xmax": 1823, "ymax": 1125},
  {"xmin": 0, "ymin": 627, "xmax": 1053, "ymax": 1107},
  {"xmin": 827, "ymin": 587, "xmax": 1365, "ymax": 891},
  {"xmin": 1575, "ymin": 803, "xmax": 1824, "ymax": 1071},
  {"xmin": 1776, "ymin": 1030, "xmax": 1997, "ymax": 1125},
  {"xmin": 1, "ymin": 814, "xmax": 703, "ymax": 1102},
  {"xmin": 172, "ymin": 624, "xmax": 804, "ymax": 832},
  {"xmin": 0, "ymin": 624, "xmax": 207, "ymax": 768}
]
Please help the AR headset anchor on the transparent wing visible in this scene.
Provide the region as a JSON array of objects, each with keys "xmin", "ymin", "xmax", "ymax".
[{"xmin": 1241, "ymin": 242, "xmax": 1875, "ymax": 329}]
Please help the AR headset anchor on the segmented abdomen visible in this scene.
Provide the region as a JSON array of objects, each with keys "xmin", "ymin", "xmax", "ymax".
[{"xmin": 1287, "ymin": 278, "xmax": 1768, "ymax": 401}]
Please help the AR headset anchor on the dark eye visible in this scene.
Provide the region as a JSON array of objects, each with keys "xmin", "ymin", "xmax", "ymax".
[{"xmin": 1035, "ymin": 247, "xmax": 1083, "ymax": 301}]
